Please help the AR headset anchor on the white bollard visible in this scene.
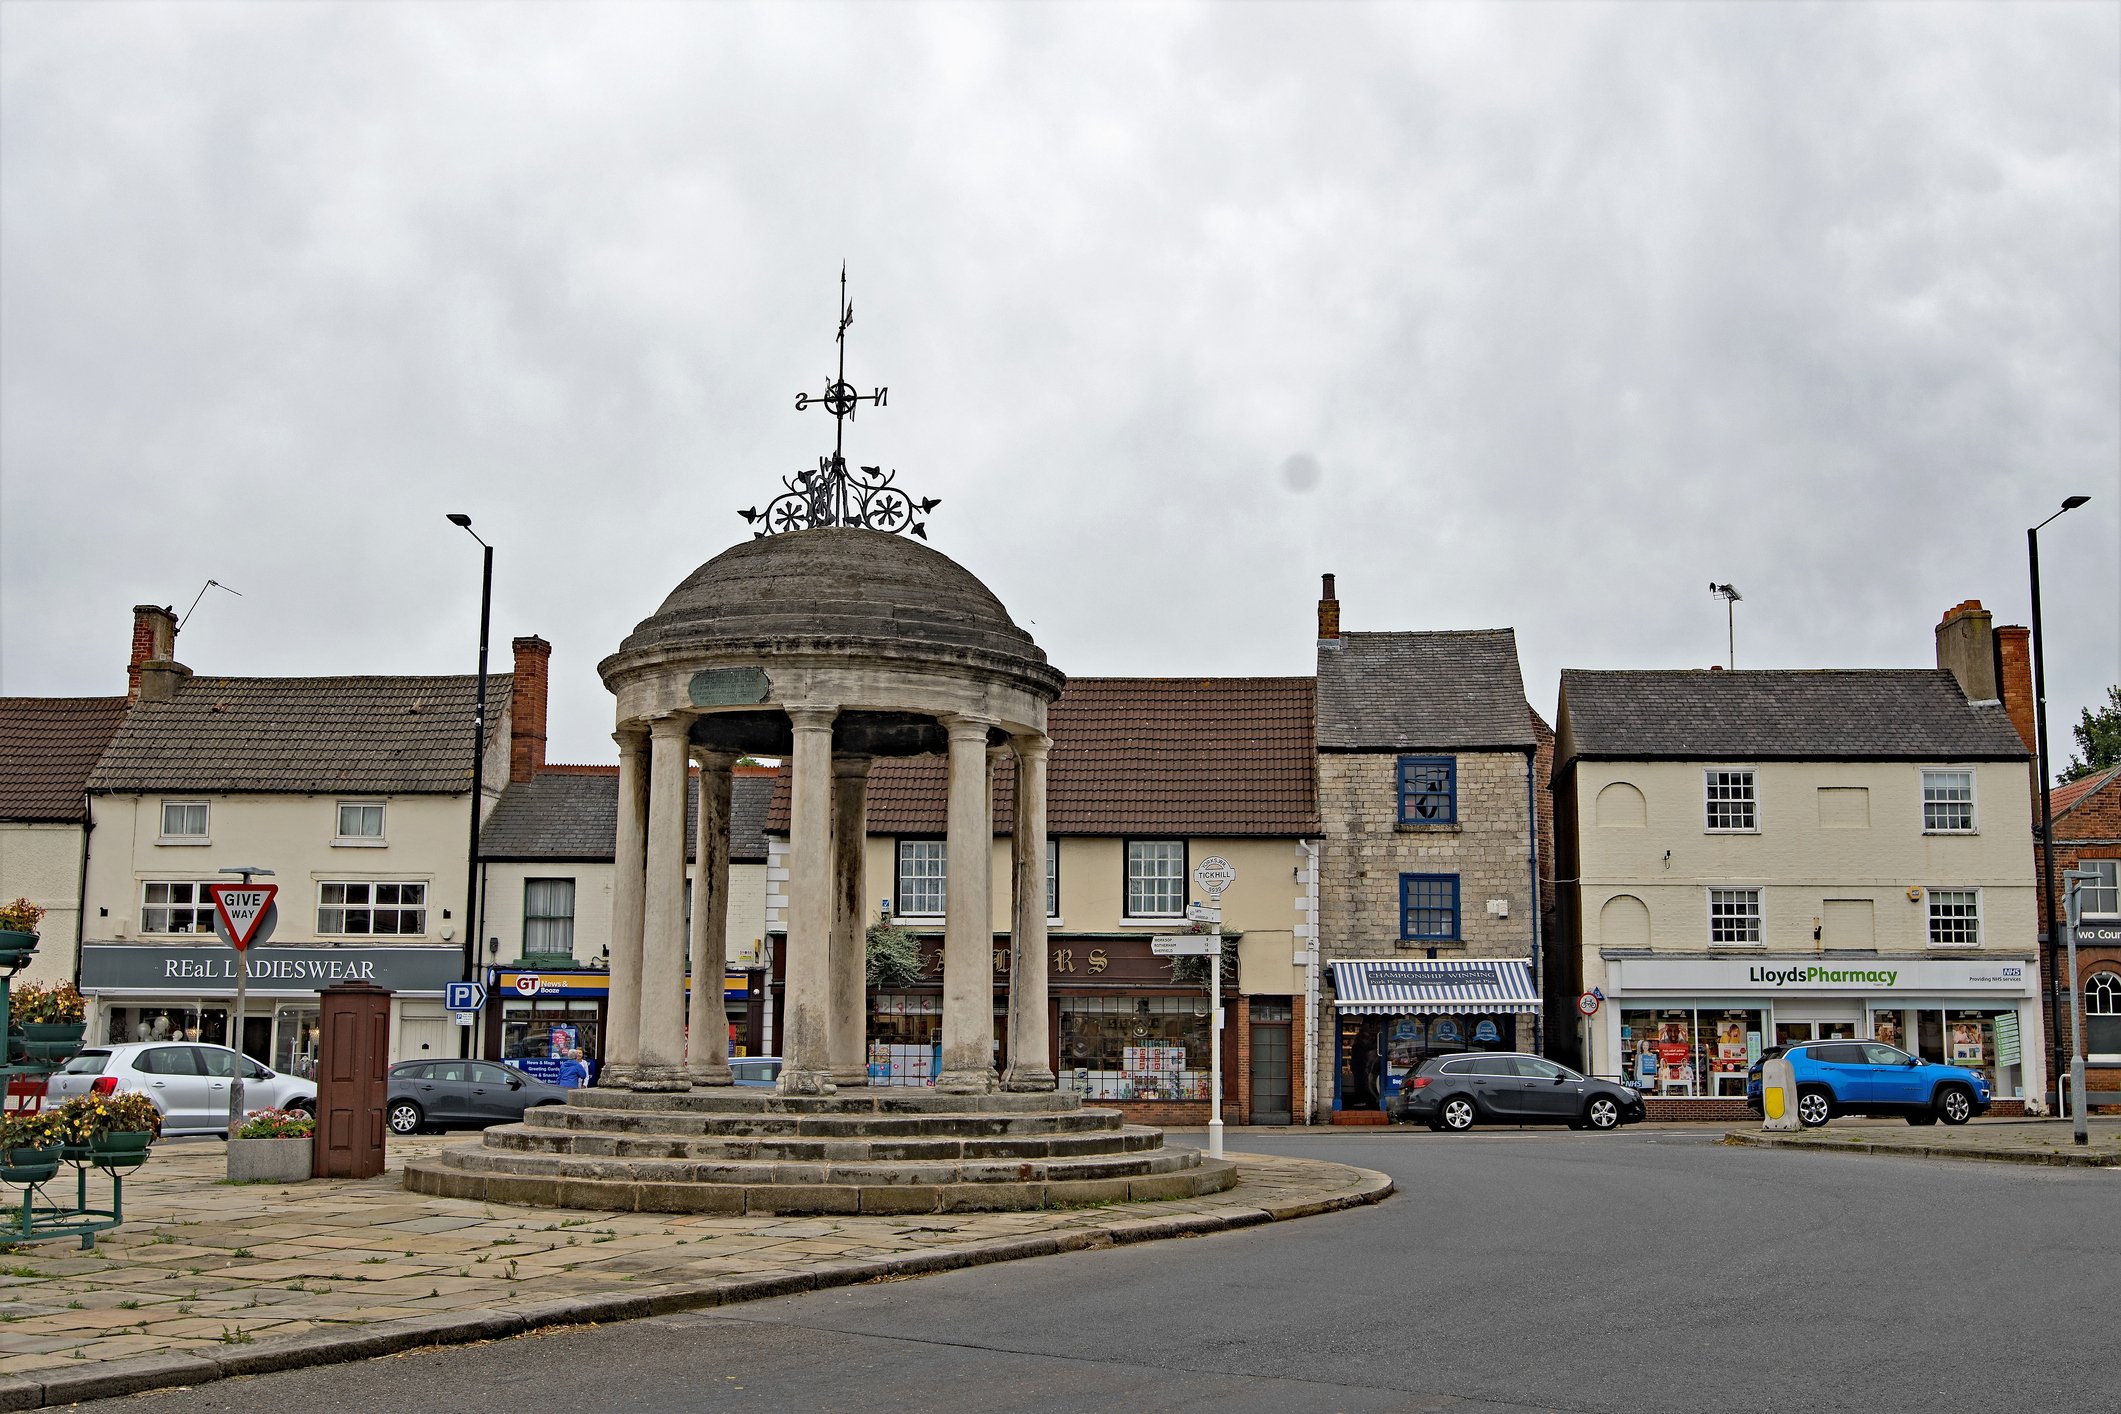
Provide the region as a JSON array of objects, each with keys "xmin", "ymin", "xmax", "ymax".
[{"xmin": 1761, "ymin": 1056, "xmax": 1801, "ymax": 1132}]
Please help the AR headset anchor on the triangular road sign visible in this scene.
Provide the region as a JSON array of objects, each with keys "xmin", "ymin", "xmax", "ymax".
[{"xmin": 208, "ymin": 883, "xmax": 278, "ymax": 951}]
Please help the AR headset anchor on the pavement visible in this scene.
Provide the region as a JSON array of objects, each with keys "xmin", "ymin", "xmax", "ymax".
[
  {"xmin": 1724, "ymin": 1114, "xmax": 2121, "ymax": 1165},
  {"xmin": 0, "ymin": 1134, "xmax": 1387, "ymax": 1409}
]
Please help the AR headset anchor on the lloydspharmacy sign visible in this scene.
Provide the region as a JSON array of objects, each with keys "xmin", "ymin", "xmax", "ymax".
[
  {"xmin": 1608, "ymin": 957, "xmax": 2033, "ymax": 995},
  {"xmin": 1751, "ymin": 965, "xmax": 1901, "ymax": 987}
]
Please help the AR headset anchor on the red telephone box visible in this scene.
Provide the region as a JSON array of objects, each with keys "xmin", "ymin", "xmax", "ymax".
[{"xmin": 314, "ymin": 981, "xmax": 391, "ymax": 1179}]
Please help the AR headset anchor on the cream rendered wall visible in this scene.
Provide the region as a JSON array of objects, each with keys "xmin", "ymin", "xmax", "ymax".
[
  {"xmin": 0, "ymin": 822, "xmax": 89, "ymax": 985},
  {"xmin": 478, "ymin": 860, "xmax": 769, "ymax": 971}
]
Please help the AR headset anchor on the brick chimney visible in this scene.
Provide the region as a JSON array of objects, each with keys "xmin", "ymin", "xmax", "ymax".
[
  {"xmin": 127, "ymin": 604, "xmax": 179, "ymax": 702},
  {"xmin": 1994, "ymin": 624, "xmax": 2036, "ymax": 751},
  {"xmin": 509, "ymin": 635, "xmax": 551, "ymax": 782},
  {"xmin": 1934, "ymin": 600, "xmax": 1998, "ymax": 703},
  {"xmin": 1318, "ymin": 574, "xmax": 1340, "ymax": 641}
]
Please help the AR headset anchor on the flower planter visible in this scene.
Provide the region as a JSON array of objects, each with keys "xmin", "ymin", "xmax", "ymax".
[
  {"xmin": 20, "ymin": 1023, "xmax": 85, "ymax": 1045},
  {"xmin": 0, "ymin": 1144, "xmax": 61, "ymax": 1184},
  {"xmin": 227, "ymin": 1135, "xmax": 312, "ymax": 1183},
  {"xmin": 90, "ymin": 1131, "xmax": 153, "ymax": 1170}
]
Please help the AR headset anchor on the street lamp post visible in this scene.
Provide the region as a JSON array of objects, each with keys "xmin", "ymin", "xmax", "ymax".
[
  {"xmin": 2062, "ymin": 866, "xmax": 2098, "ymax": 1145},
  {"xmin": 447, "ymin": 514, "xmax": 493, "ymax": 1061},
  {"xmin": 2027, "ymin": 494, "xmax": 2089, "ymax": 1110}
]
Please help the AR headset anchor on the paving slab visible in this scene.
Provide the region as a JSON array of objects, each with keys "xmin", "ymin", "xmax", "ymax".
[{"xmin": 1725, "ymin": 1115, "xmax": 2121, "ymax": 1166}]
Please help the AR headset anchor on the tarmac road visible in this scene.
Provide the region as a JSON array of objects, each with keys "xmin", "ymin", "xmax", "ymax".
[{"xmin": 82, "ymin": 1127, "xmax": 2118, "ymax": 1413}]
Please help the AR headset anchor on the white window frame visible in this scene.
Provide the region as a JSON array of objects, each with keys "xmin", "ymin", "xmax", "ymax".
[
  {"xmin": 1925, "ymin": 888, "xmax": 1981, "ymax": 948},
  {"xmin": 2076, "ymin": 859, "xmax": 2118, "ymax": 919},
  {"xmin": 317, "ymin": 880, "xmax": 429, "ymax": 937},
  {"xmin": 334, "ymin": 801, "xmax": 387, "ymax": 846},
  {"xmin": 895, "ymin": 839, "xmax": 947, "ymax": 919},
  {"xmin": 158, "ymin": 800, "xmax": 210, "ymax": 845},
  {"xmin": 1124, "ymin": 840, "xmax": 1187, "ymax": 919},
  {"xmin": 140, "ymin": 880, "xmax": 218, "ymax": 935},
  {"xmin": 1704, "ymin": 769, "xmax": 1758, "ymax": 833},
  {"xmin": 2085, "ymin": 971, "xmax": 2121, "ymax": 1061},
  {"xmin": 1920, "ymin": 768, "xmax": 1977, "ymax": 835},
  {"xmin": 1707, "ymin": 888, "xmax": 1763, "ymax": 946},
  {"xmin": 523, "ymin": 877, "xmax": 576, "ymax": 957},
  {"xmin": 1046, "ymin": 838, "xmax": 1061, "ymax": 921}
]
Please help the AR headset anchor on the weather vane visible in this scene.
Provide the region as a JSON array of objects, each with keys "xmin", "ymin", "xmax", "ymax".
[{"xmin": 739, "ymin": 266, "xmax": 939, "ymax": 539}]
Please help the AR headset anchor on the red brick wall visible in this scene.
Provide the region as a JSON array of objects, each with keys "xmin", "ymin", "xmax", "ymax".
[
  {"xmin": 509, "ymin": 636, "xmax": 551, "ymax": 783},
  {"xmin": 127, "ymin": 604, "xmax": 175, "ymax": 702},
  {"xmin": 1995, "ymin": 625, "xmax": 2036, "ymax": 752}
]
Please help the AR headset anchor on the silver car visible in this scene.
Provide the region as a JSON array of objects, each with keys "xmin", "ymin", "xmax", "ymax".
[{"xmin": 45, "ymin": 1043, "xmax": 316, "ymax": 1136}]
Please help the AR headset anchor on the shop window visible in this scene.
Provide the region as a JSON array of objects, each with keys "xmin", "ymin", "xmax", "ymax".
[
  {"xmin": 1399, "ymin": 874, "xmax": 1460, "ymax": 942},
  {"xmin": 500, "ymin": 999, "xmax": 601, "ymax": 1064},
  {"xmin": 1125, "ymin": 840, "xmax": 1186, "ymax": 918},
  {"xmin": 1926, "ymin": 889, "xmax": 1980, "ymax": 947},
  {"xmin": 1621, "ymin": 1007, "xmax": 1764, "ymax": 1097},
  {"xmin": 104, "ymin": 1005, "xmax": 227, "ymax": 1047},
  {"xmin": 272, "ymin": 1006, "xmax": 320, "ymax": 1080},
  {"xmin": 1707, "ymin": 888, "xmax": 1762, "ymax": 945},
  {"xmin": 1704, "ymin": 769, "xmax": 1756, "ymax": 831},
  {"xmin": 159, "ymin": 801, "xmax": 209, "ymax": 843},
  {"xmin": 2078, "ymin": 860, "xmax": 2118, "ymax": 918},
  {"xmin": 2086, "ymin": 973, "xmax": 2121, "ymax": 1059},
  {"xmin": 871, "ymin": 993, "xmax": 943, "ymax": 1085},
  {"xmin": 896, "ymin": 839, "xmax": 946, "ymax": 917},
  {"xmin": 335, "ymin": 801, "xmax": 386, "ymax": 843},
  {"xmin": 1059, "ymin": 996, "xmax": 1209, "ymax": 1101},
  {"xmin": 317, "ymin": 881, "xmax": 427, "ymax": 936},
  {"xmin": 1397, "ymin": 757, "xmax": 1457, "ymax": 825},
  {"xmin": 1920, "ymin": 770, "xmax": 1975, "ymax": 833},
  {"xmin": 524, "ymin": 878, "xmax": 576, "ymax": 956},
  {"xmin": 141, "ymin": 881, "xmax": 218, "ymax": 934}
]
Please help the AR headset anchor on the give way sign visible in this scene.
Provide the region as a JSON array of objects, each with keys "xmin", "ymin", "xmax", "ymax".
[{"xmin": 207, "ymin": 883, "xmax": 278, "ymax": 951}]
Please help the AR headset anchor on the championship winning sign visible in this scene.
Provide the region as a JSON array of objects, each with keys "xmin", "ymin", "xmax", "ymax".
[{"xmin": 207, "ymin": 883, "xmax": 278, "ymax": 952}]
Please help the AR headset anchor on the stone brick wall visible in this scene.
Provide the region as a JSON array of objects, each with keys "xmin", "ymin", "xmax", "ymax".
[{"xmin": 1317, "ymin": 749, "xmax": 1537, "ymax": 960}]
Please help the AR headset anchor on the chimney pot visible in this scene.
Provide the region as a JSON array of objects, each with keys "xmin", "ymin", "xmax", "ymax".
[
  {"xmin": 1935, "ymin": 600, "xmax": 1998, "ymax": 702},
  {"xmin": 509, "ymin": 635, "xmax": 552, "ymax": 783},
  {"xmin": 1317, "ymin": 573, "xmax": 1340, "ymax": 641}
]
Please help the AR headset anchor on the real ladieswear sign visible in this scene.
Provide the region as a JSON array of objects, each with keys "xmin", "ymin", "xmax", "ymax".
[
  {"xmin": 1607, "ymin": 956, "xmax": 2035, "ymax": 997},
  {"xmin": 80, "ymin": 944, "xmax": 464, "ymax": 996}
]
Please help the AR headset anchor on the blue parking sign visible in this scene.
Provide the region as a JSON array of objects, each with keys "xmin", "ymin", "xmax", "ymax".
[{"xmin": 445, "ymin": 981, "xmax": 486, "ymax": 1011}]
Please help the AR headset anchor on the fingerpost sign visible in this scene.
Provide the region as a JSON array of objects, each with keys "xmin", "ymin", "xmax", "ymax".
[{"xmin": 1190, "ymin": 858, "xmax": 1235, "ymax": 1159}]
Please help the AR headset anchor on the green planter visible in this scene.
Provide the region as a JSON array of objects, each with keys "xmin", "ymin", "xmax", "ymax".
[
  {"xmin": 0, "ymin": 1144, "xmax": 61, "ymax": 1184},
  {"xmin": 0, "ymin": 931, "xmax": 36, "ymax": 969},
  {"xmin": 89, "ymin": 1131, "xmax": 153, "ymax": 1170},
  {"xmin": 20, "ymin": 1023, "xmax": 86, "ymax": 1044}
]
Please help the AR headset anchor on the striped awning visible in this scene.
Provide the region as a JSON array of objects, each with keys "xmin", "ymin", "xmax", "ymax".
[{"xmin": 1331, "ymin": 959, "xmax": 1539, "ymax": 1015}]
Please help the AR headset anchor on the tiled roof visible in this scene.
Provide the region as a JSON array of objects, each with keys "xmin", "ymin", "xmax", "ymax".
[
  {"xmin": 2053, "ymin": 764, "xmax": 2121, "ymax": 818},
  {"xmin": 0, "ymin": 697, "xmax": 130, "ymax": 822},
  {"xmin": 1316, "ymin": 631, "xmax": 1534, "ymax": 751},
  {"xmin": 479, "ymin": 769, "xmax": 776, "ymax": 863},
  {"xmin": 1556, "ymin": 669, "xmax": 2032, "ymax": 763},
  {"xmin": 766, "ymin": 677, "xmax": 1319, "ymax": 837},
  {"xmin": 85, "ymin": 675, "xmax": 513, "ymax": 795}
]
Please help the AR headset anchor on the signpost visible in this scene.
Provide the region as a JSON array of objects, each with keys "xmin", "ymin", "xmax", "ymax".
[
  {"xmin": 2061, "ymin": 867, "xmax": 2101, "ymax": 1145},
  {"xmin": 1151, "ymin": 935, "xmax": 1217, "ymax": 957},
  {"xmin": 446, "ymin": 981, "xmax": 486, "ymax": 1031},
  {"xmin": 208, "ymin": 868, "xmax": 277, "ymax": 1130},
  {"xmin": 1193, "ymin": 856, "xmax": 1234, "ymax": 1160}
]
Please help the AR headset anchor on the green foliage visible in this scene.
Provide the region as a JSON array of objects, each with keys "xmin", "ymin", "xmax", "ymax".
[
  {"xmin": 10, "ymin": 982, "xmax": 85, "ymax": 1024},
  {"xmin": 0, "ymin": 1111, "xmax": 62, "ymax": 1151},
  {"xmin": 866, "ymin": 921, "xmax": 928, "ymax": 988},
  {"xmin": 52, "ymin": 1091, "xmax": 162, "ymax": 1142},
  {"xmin": 1166, "ymin": 931, "xmax": 1242, "ymax": 987},
  {"xmin": 233, "ymin": 1108, "xmax": 314, "ymax": 1141},
  {"xmin": 2059, "ymin": 685, "xmax": 2121, "ymax": 783},
  {"xmin": 0, "ymin": 898, "xmax": 43, "ymax": 934}
]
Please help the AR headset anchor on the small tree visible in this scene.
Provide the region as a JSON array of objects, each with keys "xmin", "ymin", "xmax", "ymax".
[
  {"xmin": 1166, "ymin": 931, "xmax": 1242, "ymax": 988},
  {"xmin": 866, "ymin": 921, "xmax": 928, "ymax": 989},
  {"xmin": 2059, "ymin": 685, "xmax": 2121, "ymax": 783}
]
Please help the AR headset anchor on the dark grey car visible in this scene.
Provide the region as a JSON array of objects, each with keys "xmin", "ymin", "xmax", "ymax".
[
  {"xmin": 385, "ymin": 1060, "xmax": 571, "ymax": 1135},
  {"xmin": 1391, "ymin": 1052, "xmax": 1647, "ymax": 1132}
]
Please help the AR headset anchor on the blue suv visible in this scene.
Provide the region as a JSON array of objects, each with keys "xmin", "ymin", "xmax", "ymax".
[{"xmin": 1746, "ymin": 1040, "xmax": 1991, "ymax": 1127}]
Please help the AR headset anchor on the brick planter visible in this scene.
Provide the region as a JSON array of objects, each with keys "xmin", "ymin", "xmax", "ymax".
[{"xmin": 227, "ymin": 1136, "xmax": 313, "ymax": 1184}]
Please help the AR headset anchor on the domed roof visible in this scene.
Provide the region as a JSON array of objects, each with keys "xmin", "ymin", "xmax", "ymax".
[{"xmin": 609, "ymin": 528, "xmax": 1062, "ymax": 695}]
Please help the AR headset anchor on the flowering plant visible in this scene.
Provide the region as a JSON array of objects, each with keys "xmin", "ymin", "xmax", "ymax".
[
  {"xmin": 52, "ymin": 1092, "xmax": 163, "ymax": 1143},
  {"xmin": 0, "ymin": 898, "xmax": 44, "ymax": 934},
  {"xmin": 0, "ymin": 1111, "xmax": 63, "ymax": 1151},
  {"xmin": 234, "ymin": 1108, "xmax": 314, "ymax": 1140},
  {"xmin": 11, "ymin": 982, "xmax": 86, "ymax": 1025}
]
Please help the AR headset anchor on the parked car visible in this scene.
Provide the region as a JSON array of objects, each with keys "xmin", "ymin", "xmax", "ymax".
[
  {"xmin": 1744, "ymin": 1041, "xmax": 1990, "ymax": 1127},
  {"xmin": 385, "ymin": 1060, "xmax": 572, "ymax": 1135},
  {"xmin": 729, "ymin": 1056, "xmax": 781, "ymax": 1088},
  {"xmin": 1391, "ymin": 1052, "xmax": 1645, "ymax": 1132},
  {"xmin": 45, "ymin": 1043, "xmax": 315, "ymax": 1136}
]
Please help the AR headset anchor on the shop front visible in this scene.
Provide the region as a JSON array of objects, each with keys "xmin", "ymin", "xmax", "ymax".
[
  {"xmin": 1590, "ymin": 955, "xmax": 2044, "ymax": 1113},
  {"xmin": 485, "ymin": 967, "xmax": 764, "ymax": 1084},
  {"xmin": 80, "ymin": 942, "xmax": 465, "ymax": 1072},
  {"xmin": 1329, "ymin": 959, "xmax": 1541, "ymax": 1117}
]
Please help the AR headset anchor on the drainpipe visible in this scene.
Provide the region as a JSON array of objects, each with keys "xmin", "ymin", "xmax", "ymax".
[
  {"xmin": 1301, "ymin": 837, "xmax": 1321, "ymax": 1125},
  {"xmin": 1526, "ymin": 754, "xmax": 1542, "ymax": 1056}
]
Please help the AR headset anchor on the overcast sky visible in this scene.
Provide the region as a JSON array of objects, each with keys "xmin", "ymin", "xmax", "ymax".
[{"xmin": 4, "ymin": 2, "xmax": 2116, "ymax": 774}]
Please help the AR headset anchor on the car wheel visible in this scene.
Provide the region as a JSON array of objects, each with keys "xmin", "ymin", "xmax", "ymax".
[
  {"xmin": 1585, "ymin": 1096, "xmax": 1622, "ymax": 1130},
  {"xmin": 386, "ymin": 1101, "xmax": 424, "ymax": 1137},
  {"xmin": 1796, "ymin": 1087, "xmax": 1833, "ymax": 1128},
  {"xmin": 1935, "ymin": 1085, "xmax": 1974, "ymax": 1126},
  {"xmin": 1440, "ymin": 1096, "xmax": 1477, "ymax": 1132}
]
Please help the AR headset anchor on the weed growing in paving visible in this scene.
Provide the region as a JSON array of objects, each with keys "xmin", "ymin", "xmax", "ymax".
[
  {"xmin": 360, "ymin": 1256, "xmax": 388, "ymax": 1264},
  {"xmin": 230, "ymin": 1248, "xmax": 254, "ymax": 1258},
  {"xmin": 219, "ymin": 1326, "xmax": 253, "ymax": 1345},
  {"xmin": 0, "ymin": 1265, "xmax": 40, "ymax": 1278},
  {"xmin": 64, "ymin": 1301, "xmax": 83, "ymax": 1310},
  {"xmin": 148, "ymin": 1234, "xmax": 175, "ymax": 1246},
  {"xmin": 116, "ymin": 1300, "xmax": 140, "ymax": 1310}
]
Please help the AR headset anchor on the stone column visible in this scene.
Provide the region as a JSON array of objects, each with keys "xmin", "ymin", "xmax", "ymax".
[
  {"xmin": 602, "ymin": 725, "xmax": 650, "ymax": 1087},
  {"xmin": 937, "ymin": 716, "xmax": 997, "ymax": 1093},
  {"xmin": 633, "ymin": 715, "xmax": 693, "ymax": 1091},
  {"xmin": 687, "ymin": 750, "xmax": 735, "ymax": 1087},
  {"xmin": 778, "ymin": 705, "xmax": 838, "ymax": 1095},
  {"xmin": 828, "ymin": 756, "xmax": 872, "ymax": 1086},
  {"xmin": 1003, "ymin": 734, "xmax": 1055, "ymax": 1091}
]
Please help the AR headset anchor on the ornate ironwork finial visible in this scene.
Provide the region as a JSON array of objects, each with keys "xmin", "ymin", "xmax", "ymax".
[{"xmin": 739, "ymin": 266, "xmax": 940, "ymax": 540}]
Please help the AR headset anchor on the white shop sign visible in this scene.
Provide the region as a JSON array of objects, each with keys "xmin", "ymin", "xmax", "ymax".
[{"xmin": 1608, "ymin": 956, "xmax": 2035, "ymax": 997}]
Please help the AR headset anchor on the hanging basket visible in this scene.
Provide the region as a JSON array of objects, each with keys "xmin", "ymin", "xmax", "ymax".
[
  {"xmin": 19, "ymin": 1023, "xmax": 86, "ymax": 1045},
  {"xmin": 0, "ymin": 931, "xmax": 38, "ymax": 968},
  {"xmin": 88, "ymin": 1131, "xmax": 153, "ymax": 1170},
  {"xmin": 0, "ymin": 1144, "xmax": 62, "ymax": 1184}
]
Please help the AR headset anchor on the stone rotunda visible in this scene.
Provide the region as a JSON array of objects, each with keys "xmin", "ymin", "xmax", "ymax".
[{"xmin": 405, "ymin": 528, "xmax": 1233, "ymax": 1214}]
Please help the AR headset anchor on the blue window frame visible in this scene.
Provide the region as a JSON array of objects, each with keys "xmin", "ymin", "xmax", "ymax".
[
  {"xmin": 1400, "ymin": 874, "xmax": 1460, "ymax": 941},
  {"xmin": 1398, "ymin": 756, "xmax": 1457, "ymax": 824}
]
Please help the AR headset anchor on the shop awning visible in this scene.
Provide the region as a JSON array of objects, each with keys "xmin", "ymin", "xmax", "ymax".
[{"xmin": 1331, "ymin": 959, "xmax": 1539, "ymax": 1015}]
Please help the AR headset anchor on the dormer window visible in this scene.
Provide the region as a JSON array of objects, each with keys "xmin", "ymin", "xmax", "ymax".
[{"xmin": 158, "ymin": 800, "xmax": 209, "ymax": 844}]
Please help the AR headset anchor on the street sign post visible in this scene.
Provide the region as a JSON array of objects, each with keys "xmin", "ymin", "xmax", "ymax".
[
  {"xmin": 209, "ymin": 868, "xmax": 277, "ymax": 1130},
  {"xmin": 1184, "ymin": 902, "xmax": 1221, "ymax": 925},
  {"xmin": 1151, "ymin": 935, "xmax": 1217, "ymax": 957},
  {"xmin": 1192, "ymin": 857, "xmax": 1234, "ymax": 1159},
  {"xmin": 445, "ymin": 981, "xmax": 487, "ymax": 1012}
]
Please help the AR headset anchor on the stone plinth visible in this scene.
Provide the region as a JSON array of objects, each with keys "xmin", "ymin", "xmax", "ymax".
[{"xmin": 402, "ymin": 1086, "xmax": 1233, "ymax": 1215}]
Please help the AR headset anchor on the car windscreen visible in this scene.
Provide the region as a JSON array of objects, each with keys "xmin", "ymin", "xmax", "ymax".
[{"xmin": 60, "ymin": 1051, "xmax": 110, "ymax": 1075}]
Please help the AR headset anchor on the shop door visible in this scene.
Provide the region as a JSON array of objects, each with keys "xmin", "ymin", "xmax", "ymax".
[
  {"xmin": 238, "ymin": 1015, "xmax": 272, "ymax": 1066},
  {"xmin": 1249, "ymin": 1018, "xmax": 1291, "ymax": 1124}
]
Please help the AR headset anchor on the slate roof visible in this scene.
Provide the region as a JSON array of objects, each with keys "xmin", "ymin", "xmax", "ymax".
[
  {"xmin": 1555, "ymin": 669, "xmax": 2032, "ymax": 763},
  {"xmin": 1315, "ymin": 631, "xmax": 1534, "ymax": 752},
  {"xmin": 0, "ymin": 697, "xmax": 130, "ymax": 822},
  {"xmin": 85, "ymin": 675, "xmax": 514, "ymax": 795},
  {"xmin": 479, "ymin": 768, "xmax": 776, "ymax": 863},
  {"xmin": 765, "ymin": 677, "xmax": 1319, "ymax": 837}
]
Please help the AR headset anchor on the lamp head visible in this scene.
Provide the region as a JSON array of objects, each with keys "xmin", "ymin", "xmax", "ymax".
[
  {"xmin": 2061, "ymin": 495, "xmax": 2090, "ymax": 511},
  {"xmin": 446, "ymin": 513, "xmax": 473, "ymax": 528}
]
